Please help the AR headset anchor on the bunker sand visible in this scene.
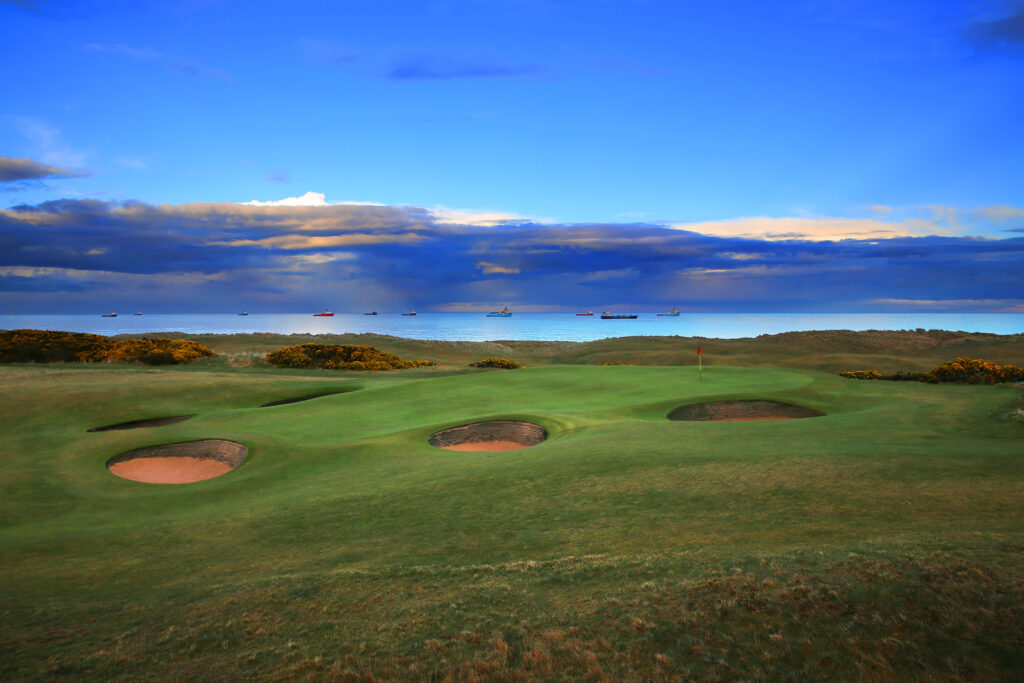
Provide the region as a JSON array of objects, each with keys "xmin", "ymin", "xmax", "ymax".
[
  {"xmin": 106, "ymin": 439, "xmax": 247, "ymax": 484},
  {"xmin": 429, "ymin": 420, "xmax": 548, "ymax": 452},
  {"xmin": 109, "ymin": 456, "xmax": 233, "ymax": 484},
  {"xmin": 668, "ymin": 400, "xmax": 824, "ymax": 422}
]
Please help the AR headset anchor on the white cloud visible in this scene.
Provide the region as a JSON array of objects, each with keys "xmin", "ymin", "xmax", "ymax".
[
  {"xmin": 672, "ymin": 216, "xmax": 936, "ymax": 241},
  {"xmin": 242, "ymin": 191, "xmax": 330, "ymax": 207},
  {"xmin": 431, "ymin": 206, "xmax": 537, "ymax": 226}
]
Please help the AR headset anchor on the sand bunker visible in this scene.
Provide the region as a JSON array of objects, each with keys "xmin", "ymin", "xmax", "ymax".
[
  {"xmin": 88, "ymin": 415, "xmax": 195, "ymax": 432},
  {"xmin": 429, "ymin": 420, "xmax": 548, "ymax": 452},
  {"xmin": 668, "ymin": 400, "xmax": 824, "ymax": 422},
  {"xmin": 260, "ymin": 392, "xmax": 339, "ymax": 407},
  {"xmin": 106, "ymin": 439, "xmax": 247, "ymax": 484}
]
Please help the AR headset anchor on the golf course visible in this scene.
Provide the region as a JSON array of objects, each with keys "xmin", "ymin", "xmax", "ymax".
[{"xmin": 2, "ymin": 330, "xmax": 1023, "ymax": 680}]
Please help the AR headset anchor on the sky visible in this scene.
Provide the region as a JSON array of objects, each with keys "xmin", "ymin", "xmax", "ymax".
[{"xmin": 1, "ymin": 0, "xmax": 1023, "ymax": 313}]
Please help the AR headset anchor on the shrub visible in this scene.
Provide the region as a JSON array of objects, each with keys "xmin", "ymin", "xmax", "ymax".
[
  {"xmin": 265, "ymin": 343, "xmax": 434, "ymax": 371},
  {"xmin": 470, "ymin": 358, "xmax": 523, "ymax": 369},
  {"xmin": 106, "ymin": 338, "xmax": 215, "ymax": 365},
  {"xmin": 840, "ymin": 357, "xmax": 1024, "ymax": 385},
  {"xmin": 930, "ymin": 357, "xmax": 1024, "ymax": 384},
  {"xmin": 839, "ymin": 370, "xmax": 882, "ymax": 380},
  {"xmin": 0, "ymin": 329, "xmax": 215, "ymax": 365}
]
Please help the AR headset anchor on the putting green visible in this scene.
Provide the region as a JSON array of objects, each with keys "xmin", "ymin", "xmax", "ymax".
[{"xmin": 1, "ymin": 362, "xmax": 1022, "ymax": 679}]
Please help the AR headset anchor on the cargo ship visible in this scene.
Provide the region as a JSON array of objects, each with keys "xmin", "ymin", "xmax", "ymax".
[
  {"xmin": 576, "ymin": 311, "xmax": 593, "ymax": 316},
  {"xmin": 600, "ymin": 312, "xmax": 637, "ymax": 319},
  {"xmin": 486, "ymin": 306, "xmax": 511, "ymax": 318},
  {"xmin": 313, "ymin": 310, "xmax": 334, "ymax": 317},
  {"xmin": 656, "ymin": 308, "xmax": 680, "ymax": 317}
]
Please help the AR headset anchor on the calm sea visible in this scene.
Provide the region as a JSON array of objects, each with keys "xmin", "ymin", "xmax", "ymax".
[{"xmin": 2, "ymin": 313, "xmax": 1022, "ymax": 341}]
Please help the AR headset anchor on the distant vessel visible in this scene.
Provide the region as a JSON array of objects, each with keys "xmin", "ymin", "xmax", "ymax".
[
  {"xmin": 486, "ymin": 306, "xmax": 511, "ymax": 318},
  {"xmin": 402, "ymin": 311, "xmax": 417, "ymax": 316},
  {"xmin": 600, "ymin": 312, "xmax": 637, "ymax": 319},
  {"xmin": 239, "ymin": 311, "xmax": 248, "ymax": 316},
  {"xmin": 656, "ymin": 308, "xmax": 680, "ymax": 317},
  {"xmin": 364, "ymin": 311, "xmax": 378, "ymax": 316},
  {"xmin": 576, "ymin": 311, "xmax": 593, "ymax": 316},
  {"xmin": 134, "ymin": 312, "xmax": 143, "ymax": 316},
  {"xmin": 101, "ymin": 312, "xmax": 117, "ymax": 317},
  {"xmin": 313, "ymin": 310, "xmax": 334, "ymax": 317}
]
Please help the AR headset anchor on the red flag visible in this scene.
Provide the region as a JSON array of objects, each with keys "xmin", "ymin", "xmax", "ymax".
[{"xmin": 697, "ymin": 346, "xmax": 701, "ymax": 355}]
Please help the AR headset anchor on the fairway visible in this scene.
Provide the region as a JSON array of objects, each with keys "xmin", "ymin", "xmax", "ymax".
[{"xmin": 2, "ymin": 361, "xmax": 1022, "ymax": 680}]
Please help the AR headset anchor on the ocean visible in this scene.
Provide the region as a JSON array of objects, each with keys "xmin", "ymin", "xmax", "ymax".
[{"xmin": 2, "ymin": 313, "xmax": 1022, "ymax": 342}]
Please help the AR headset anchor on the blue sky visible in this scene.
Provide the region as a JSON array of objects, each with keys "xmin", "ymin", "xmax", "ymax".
[{"xmin": 1, "ymin": 0, "xmax": 1023, "ymax": 313}]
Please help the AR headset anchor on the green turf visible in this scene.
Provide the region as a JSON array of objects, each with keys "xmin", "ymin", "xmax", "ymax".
[{"xmin": 1, "ymin": 351, "xmax": 1022, "ymax": 680}]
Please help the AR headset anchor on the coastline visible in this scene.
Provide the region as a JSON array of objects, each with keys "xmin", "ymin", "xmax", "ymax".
[{"xmin": 3, "ymin": 312, "xmax": 1023, "ymax": 341}]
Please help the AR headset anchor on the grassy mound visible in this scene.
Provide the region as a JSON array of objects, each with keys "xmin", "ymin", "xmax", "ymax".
[
  {"xmin": 470, "ymin": 357, "xmax": 523, "ymax": 369},
  {"xmin": 0, "ymin": 329, "xmax": 215, "ymax": 365},
  {"xmin": 265, "ymin": 343, "xmax": 434, "ymax": 370},
  {"xmin": 841, "ymin": 356, "xmax": 1024, "ymax": 384}
]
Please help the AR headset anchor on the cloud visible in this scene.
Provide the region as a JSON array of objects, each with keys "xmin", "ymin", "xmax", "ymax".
[
  {"xmin": 266, "ymin": 169, "xmax": 292, "ymax": 184},
  {"xmin": 5, "ymin": 116, "xmax": 88, "ymax": 168},
  {"xmin": 1, "ymin": 197, "xmax": 1022, "ymax": 313},
  {"xmin": 0, "ymin": 0, "xmax": 46, "ymax": 13},
  {"xmin": 431, "ymin": 206, "xmax": 537, "ymax": 226},
  {"xmin": 241, "ymin": 191, "xmax": 330, "ymax": 207},
  {"xmin": 387, "ymin": 49, "xmax": 540, "ymax": 80},
  {"xmin": 672, "ymin": 216, "xmax": 936, "ymax": 241},
  {"xmin": 290, "ymin": 252, "xmax": 357, "ymax": 265},
  {"xmin": 476, "ymin": 261, "xmax": 520, "ymax": 275},
  {"xmin": 716, "ymin": 252, "xmax": 764, "ymax": 261},
  {"xmin": 579, "ymin": 268, "xmax": 640, "ymax": 282},
  {"xmin": 870, "ymin": 298, "xmax": 1024, "ymax": 312},
  {"xmin": 966, "ymin": 3, "xmax": 1024, "ymax": 55},
  {"xmin": 0, "ymin": 156, "xmax": 86, "ymax": 183},
  {"xmin": 212, "ymin": 232, "xmax": 427, "ymax": 250},
  {"xmin": 85, "ymin": 42, "xmax": 233, "ymax": 80}
]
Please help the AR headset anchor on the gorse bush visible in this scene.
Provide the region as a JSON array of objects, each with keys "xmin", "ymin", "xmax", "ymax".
[
  {"xmin": 265, "ymin": 343, "xmax": 434, "ymax": 370},
  {"xmin": 930, "ymin": 357, "xmax": 1024, "ymax": 384},
  {"xmin": 0, "ymin": 329, "xmax": 215, "ymax": 365},
  {"xmin": 470, "ymin": 358, "xmax": 523, "ymax": 369},
  {"xmin": 106, "ymin": 338, "xmax": 215, "ymax": 365},
  {"xmin": 841, "ymin": 357, "xmax": 1024, "ymax": 385}
]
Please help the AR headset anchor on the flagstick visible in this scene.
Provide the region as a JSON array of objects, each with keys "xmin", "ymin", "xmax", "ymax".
[{"xmin": 698, "ymin": 346, "xmax": 702, "ymax": 383}]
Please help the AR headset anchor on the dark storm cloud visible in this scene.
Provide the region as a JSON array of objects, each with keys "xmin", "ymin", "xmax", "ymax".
[
  {"xmin": 0, "ymin": 157, "xmax": 86, "ymax": 183},
  {"xmin": 1, "ymin": 198, "xmax": 1023, "ymax": 312}
]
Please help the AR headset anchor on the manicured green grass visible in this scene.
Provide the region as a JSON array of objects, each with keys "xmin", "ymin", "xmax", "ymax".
[{"xmin": 1, "ymin": 353, "xmax": 1022, "ymax": 680}]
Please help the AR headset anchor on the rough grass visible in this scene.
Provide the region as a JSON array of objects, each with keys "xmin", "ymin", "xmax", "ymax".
[
  {"xmin": 126, "ymin": 328, "xmax": 1024, "ymax": 374},
  {"xmin": 1, "ymin": 334, "xmax": 1022, "ymax": 680}
]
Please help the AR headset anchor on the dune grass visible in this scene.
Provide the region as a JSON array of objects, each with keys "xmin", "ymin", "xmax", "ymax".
[{"xmin": 1, "ymin": 335, "xmax": 1023, "ymax": 680}]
